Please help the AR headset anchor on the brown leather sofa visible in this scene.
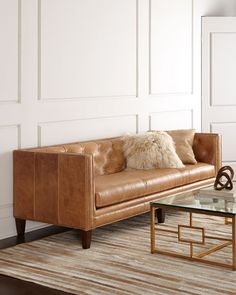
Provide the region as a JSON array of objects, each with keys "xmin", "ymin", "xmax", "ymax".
[{"xmin": 13, "ymin": 132, "xmax": 221, "ymax": 248}]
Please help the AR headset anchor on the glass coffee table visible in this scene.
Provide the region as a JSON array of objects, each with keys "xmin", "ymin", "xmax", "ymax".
[{"xmin": 150, "ymin": 188, "xmax": 236, "ymax": 270}]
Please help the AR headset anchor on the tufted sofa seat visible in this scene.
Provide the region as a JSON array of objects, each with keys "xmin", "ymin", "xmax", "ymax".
[
  {"xmin": 13, "ymin": 132, "xmax": 221, "ymax": 249},
  {"xmin": 95, "ymin": 163, "xmax": 215, "ymax": 208}
]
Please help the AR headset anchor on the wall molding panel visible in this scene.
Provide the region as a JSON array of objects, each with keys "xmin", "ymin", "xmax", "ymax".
[
  {"xmin": 202, "ymin": 17, "xmax": 236, "ymax": 185},
  {"xmin": 0, "ymin": 204, "xmax": 13, "ymax": 220},
  {"xmin": 38, "ymin": 114, "xmax": 139, "ymax": 146},
  {"xmin": 0, "ymin": 125, "xmax": 20, "ymax": 211},
  {"xmin": 0, "ymin": 0, "xmax": 20, "ymax": 103},
  {"xmin": 18, "ymin": 0, "xmax": 22, "ymax": 103},
  {"xmin": 149, "ymin": 110, "xmax": 193, "ymax": 131},
  {"xmin": 149, "ymin": 0, "xmax": 193, "ymax": 96},
  {"xmin": 209, "ymin": 32, "xmax": 236, "ymax": 107},
  {"xmin": 38, "ymin": 0, "xmax": 139, "ymax": 100}
]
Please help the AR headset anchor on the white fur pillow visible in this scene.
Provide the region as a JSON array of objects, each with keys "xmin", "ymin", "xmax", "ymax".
[{"xmin": 123, "ymin": 131, "xmax": 184, "ymax": 169}]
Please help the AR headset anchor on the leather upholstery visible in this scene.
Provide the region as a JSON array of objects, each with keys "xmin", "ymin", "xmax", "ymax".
[
  {"xmin": 94, "ymin": 178, "xmax": 215, "ymax": 227},
  {"xmin": 95, "ymin": 163, "xmax": 215, "ymax": 208},
  {"xmin": 32, "ymin": 139, "xmax": 125, "ymax": 176},
  {"xmin": 58, "ymin": 153, "xmax": 94, "ymax": 230},
  {"xmin": 167, "ymin": 129, "xmax": 197, "ymax": 164},
  {"xmin": 13, "ymin": 132, "xmax": 222, "ymax": 232},
  {"xmin": 32, "ymin": 146, "xmax": 67, "ymax": 153},
  {"xmin": 13, "ymin": 151, "xmax": 35, "ymax": 219},
  {"xmin": 193, "ymin": 133, "xmax": 221, "ymax": 174},
  {"xmin": 14, "ymin": 151, "xmax": 94, "ymax": 230}
]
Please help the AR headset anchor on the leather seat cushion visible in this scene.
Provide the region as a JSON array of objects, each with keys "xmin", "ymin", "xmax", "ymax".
[{"xmin": 95, "ymin": 163, "xmax": 215, "ymax": 208}]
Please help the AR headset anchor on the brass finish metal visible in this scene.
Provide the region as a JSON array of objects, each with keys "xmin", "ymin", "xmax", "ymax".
[
  {"xmin": 150, "ymin": 204, "xmax": 236, "ymax": 270},
  {"xmin": 152, "ymin": 249, "xmax": 233, "ymax": 269},
  {"xmin": 189, "ymin": 212, "xmax": 193, "ymax": 257},
  {"xmin": 205, "ymin": 235, "xmax": 232, "ymax": 242},
  {"xmin": 232, "ymin": 216, "xmax": 236, "ymax": 270},
  {"xmin": 155, "ymin": 228, "xmax": 178, "ymax": 234},
  {"xmin": 178, "ymin": 225, "xmax": 205, "ymax": 245},
  {"xmin": 194, "ymin": 241, "xmax": 231, "ymax": 258},
  {"xmin": 150, "ymin": 206, "xmax": 155, "ymax": 254},
  {"xmin": 225, "ymin": 217, "xmax": 232, "ymax": 225}
]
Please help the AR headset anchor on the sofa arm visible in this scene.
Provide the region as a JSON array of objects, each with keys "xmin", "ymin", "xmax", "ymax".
[
  {"xmin": 58, "ymin": 153, "xmax": 94, "ymax": 230},
  {"xmin": 193, "ymin": 133, "xmax": 222, "ymax": 175},
  {"xmin": 13, "ymin": 150, "xmax": 95, "ymax": 230}
]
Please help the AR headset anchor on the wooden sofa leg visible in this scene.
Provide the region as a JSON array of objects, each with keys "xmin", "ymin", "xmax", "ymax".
[
  {"xmin": 15, "ymin": 218, "xmax": 26, "ymax": 236},
  {"xmin": 81, "ymin": 230, "xmax": 92, "ymax": 249},
  {"xmin": 156, "ymin": 208, "xmax": 165, "ymax": 223}
]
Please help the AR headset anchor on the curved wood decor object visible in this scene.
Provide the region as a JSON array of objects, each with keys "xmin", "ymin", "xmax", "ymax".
[{"xmin": 214, "ymin": 166, "xmax": 234, "ymax": 191}]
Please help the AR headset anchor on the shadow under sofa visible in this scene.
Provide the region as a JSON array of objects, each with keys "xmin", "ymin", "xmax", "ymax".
[{"xmin": 13, "ymin": 132, "xmax": 221, "ymax": 249}]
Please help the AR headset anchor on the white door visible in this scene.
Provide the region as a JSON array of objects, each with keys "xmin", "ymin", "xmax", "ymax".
[{"xmin": 202, "ymin": 17, "xmax": 236, "ymax": 176}]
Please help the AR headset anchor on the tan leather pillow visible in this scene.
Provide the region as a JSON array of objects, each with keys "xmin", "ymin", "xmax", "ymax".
[{"xmin": 167, "ymin": 129, "xmax": 197, "ymax": 164}]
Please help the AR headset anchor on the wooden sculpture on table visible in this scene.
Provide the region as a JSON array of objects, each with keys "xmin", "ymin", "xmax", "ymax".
[{"xmin": 214, "ymin": 166, "xmax": 234, "ymax": 190}]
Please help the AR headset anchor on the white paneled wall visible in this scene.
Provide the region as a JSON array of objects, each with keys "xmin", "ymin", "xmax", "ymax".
[
  {"xmin": 40, "ymin": 0, "xmax": 137, "ymax": 99},
  {"xmin": 38, "ymin": 115, "xmax": 138, "ymax": 146},
  {"xmin": 149, "ymin": 110, "xmax": 193, "ymax": 131},
  {"xmin": 210, "ymin": 33, "xmax": 236, "ymax": 106},
  {"xmin": 0, "ymin": 0, "xmax": 236, "ymax": 239},
  {"xmin": 211, "ymin": 122, "xmax": 236, "ymax": 179},
  {"xmin": 150, "ymin": 0, "xmax": 193, "ymax": 95},
  {"xmin": 0, "ymin": 0, "xmax": 18, "ymax": 102},
  {"xmin": 202, "ymin": 16, "xmax": 236, "ymax": 180}
]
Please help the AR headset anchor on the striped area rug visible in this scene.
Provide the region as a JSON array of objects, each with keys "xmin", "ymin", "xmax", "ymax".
[{"xmin": 0, "ymin": 212, "xmax": 236, "ymax": 295}]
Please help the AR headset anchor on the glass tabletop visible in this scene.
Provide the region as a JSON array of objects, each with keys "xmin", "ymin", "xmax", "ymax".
[{"xmin": 151, "ymin": 186, "xmax": 236, "ymax": 215}]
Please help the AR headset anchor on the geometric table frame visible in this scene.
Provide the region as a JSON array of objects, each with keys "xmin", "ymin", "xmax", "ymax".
[{"xmin": 150, "ymin": 204, "xmax": 236, "ymax": 270}]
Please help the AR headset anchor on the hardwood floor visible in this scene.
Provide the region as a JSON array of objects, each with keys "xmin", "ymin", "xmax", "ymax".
[{"xmin": 0, "ymin": 225, "xmax": 74, "ymax": 295}]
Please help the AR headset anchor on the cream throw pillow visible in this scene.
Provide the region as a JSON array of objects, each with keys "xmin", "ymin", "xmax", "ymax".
[
  {"xmin": 123, "ymin": 131, "xmax": 184, "ymax": 169},
  {"xmin": 167, "ymin": 129, "xmax": 197, "ymax": 164}
]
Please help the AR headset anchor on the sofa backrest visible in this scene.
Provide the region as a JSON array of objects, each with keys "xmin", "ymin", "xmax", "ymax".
[{"xmin": 31, "ymin": 138, "xmax": 125, "ymax": 176}]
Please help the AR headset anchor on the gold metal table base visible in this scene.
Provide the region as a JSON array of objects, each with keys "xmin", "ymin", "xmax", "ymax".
[{"xmin": 150, "ymin": 206, "xmax": 236, "ymax": 270}]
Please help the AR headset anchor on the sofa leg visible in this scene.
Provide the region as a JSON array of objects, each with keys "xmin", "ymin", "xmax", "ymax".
[
  {"xmin": 156, "ymin": 208, "xmax": 165, "ymax": 223},
  {"xmin": 15, "ymin": 218, "xmax": 26, "ymax": 236},
  {"xmin": 81, "ymin": 230, "xmax": 92, "ymax": 249}
]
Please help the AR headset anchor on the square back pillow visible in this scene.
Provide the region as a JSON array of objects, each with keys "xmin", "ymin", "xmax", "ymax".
[{"xmin": 166, "ymin": 129, "xmax": 197, "ymax": 164}]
